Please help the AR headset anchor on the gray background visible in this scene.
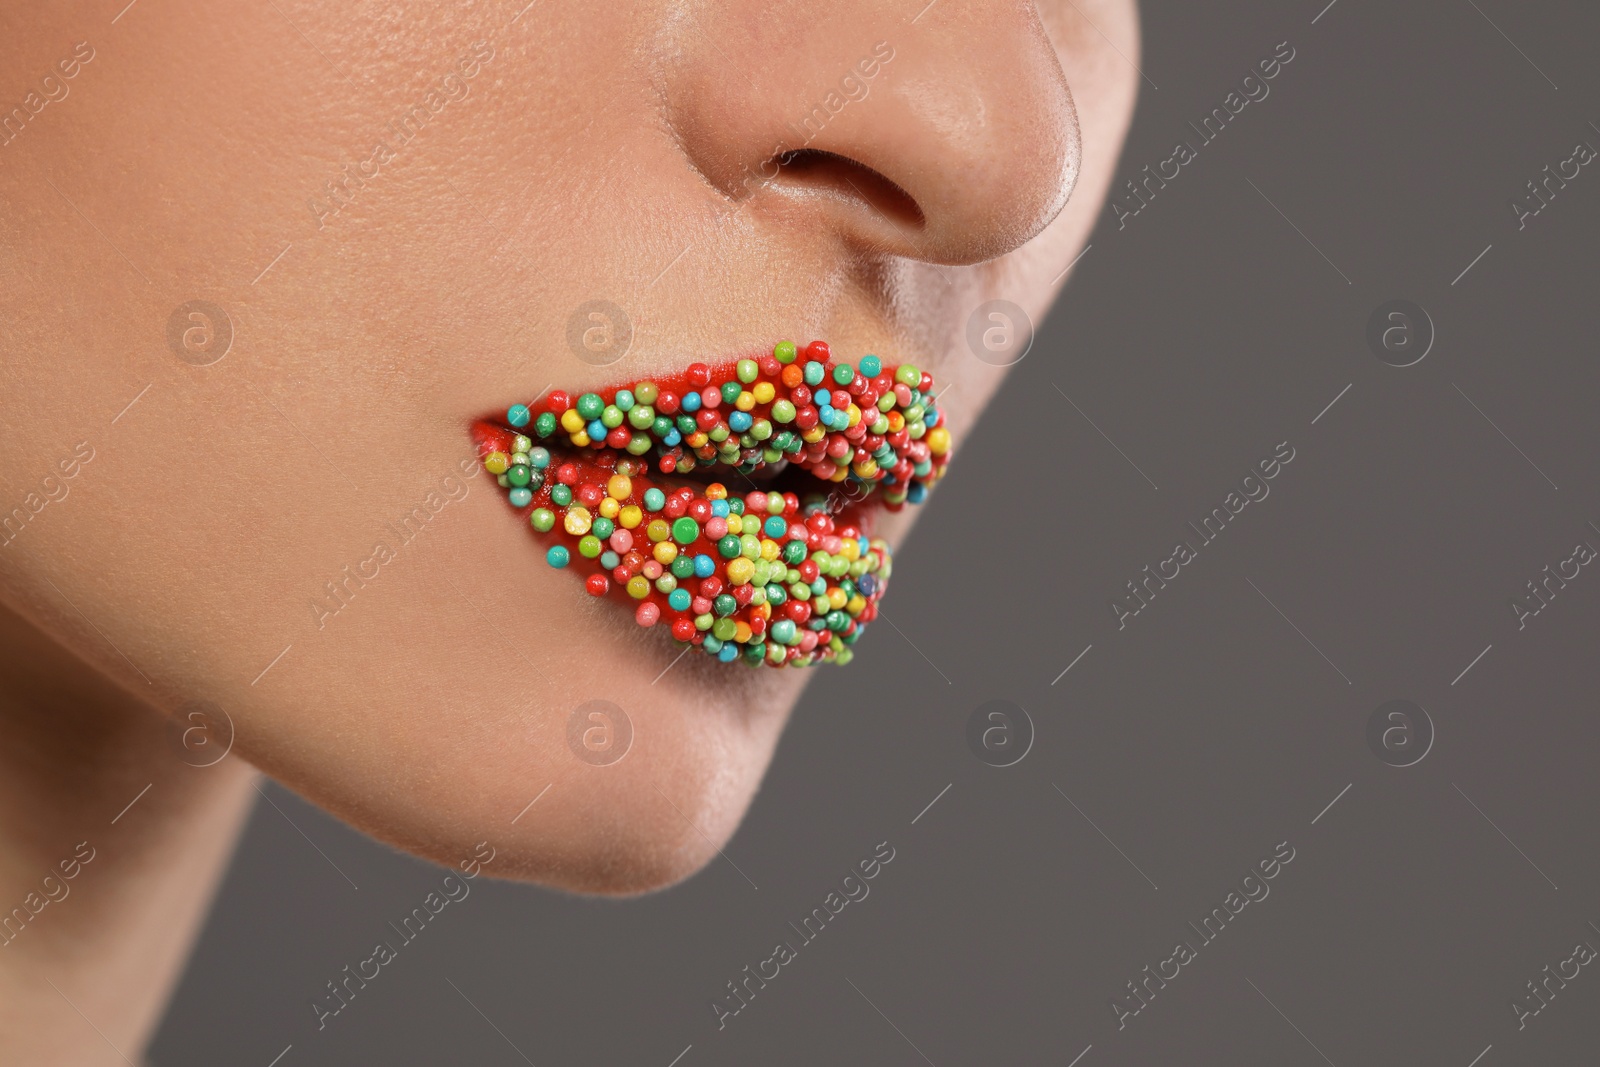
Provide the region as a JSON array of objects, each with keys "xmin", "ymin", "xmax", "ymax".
[{"xmin": 152, "ymin": 0, "xmax": 1600, "ymax": 1063}]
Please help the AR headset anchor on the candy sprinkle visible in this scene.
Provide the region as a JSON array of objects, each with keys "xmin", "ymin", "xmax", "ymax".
[{"xmin": 482, "ymin": 342, "xmax": 950, "ymax": 668}]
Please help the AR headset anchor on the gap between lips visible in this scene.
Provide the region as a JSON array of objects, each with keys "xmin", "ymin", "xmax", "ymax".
[{"xmin": 474, "ymin": 340, "xmax": 951, "ymax": 668}]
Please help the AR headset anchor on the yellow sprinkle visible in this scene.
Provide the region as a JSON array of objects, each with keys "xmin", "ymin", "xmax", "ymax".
[
  {"xmin": 752, "ymin": 382, "xmax": 776, "ymax": 404},
  {"xmin": 626, "ymin": 576, "xmax": 650, "ymax": 599},
  {"xmin": 726, "ymin": 514, "xmax": 743, "ymax": 535},
  {"xmin": 599, "ymin": 497, "xmax": 621, "ymax": 519},
  {"xmin": 840, "ymin": 539, "xmax": 860, "ymax": 561},
  {"xmin": 846, "ymin": 595, "xmax": 866, "ymax": 616},
  {"xmin": 802, "ymin": 425, "xmax": 827, "ymax": 444},
  {"xmin": 560, "ymin": 409, "xmax": 585, "ymax": 433},
  {"xmin": 619, "ymin": 505, "xmax": 643, "ymax": 529},
  {"xmin": 483, "ymin": 452, "xmax": 509, "ymax": 475},
  {"xmin": 926, "ymin": 427, "xmax": 951, "ymax": 456},
  {"xmin": 760, "ymin": 539, "xmax": 781, "ymax": 561},
  {"xmin": 852, "ymin": 458, "xmax": 878, "ymax": 479},
  {"xmin": 653, "ymin": 541, "xmax": 678, "ymax": 564},
  {"xmin": 734, "ymin": 620, "xmax": 752, "ymax": 643},
  {"xmin": 828, "ymin": 588, "xmax": 847, "ymax": 609},
  {"xmin": 563, "ymin": 507, "xmax": 592, "ymax": 536},
  {"xmin": 607, "ymin": 474, "xmax": 632, "ymax": 500},
  {"xmin": 570, "ymin": 431, "xmax": 591, "ymax": 447},
  {"xmin": 646, "ymin": 519, "xmax": 671, "ymax": 542},
  {"xmin": 847, "ymin": 404, "xmax": 861, "ymax": 428},
  {"xmin": 735, "ymin": 391, "xmax": 756, "ymax": 412},
  {"xmin": 727, "ymin": 558, "xmax": 755, "ymax": 585}
]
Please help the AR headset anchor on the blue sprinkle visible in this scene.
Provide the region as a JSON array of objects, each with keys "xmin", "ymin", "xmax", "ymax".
[
  {"xmin": 669, "ymin": 588, "xmax": 692, "ymax": 612},
  {"xmin": 815, "ymin": 389, "xmax": 832, "ymax": 408},
  {"xmin": 729, "ymin": 411, "xmax": 753, "ymax": 432},
  {"xmin": 907, "ymin": 483, "xmax": 927, "ymax": 503},
  {"xmin": 546, "ymin": 545, "xmax": 570, "ymax": 568},
  {"xmin": 586, "ymin": 419, "xmax": 606, "ymax": 439},
  {"xmin": 859, "ymin": 354, "xmax": 881, "ymax": 377},
  {"xmin": 664, "ymin": 429, "xmax": 682, "ymax": 446},
  {"xmin": 711, "ymin": 499, "xmax": 730, "ymax": 518},
  {"xmin": 508, "ymin": 487, "xmax": 533, "ymax": 507},
  {"xmin": 600, "ymin": 550, "xmax": 620, "ymax": 569},
  {"xmin": 718, "ymin": 643, "xmax": 740, "ymax": 662},
  {"xmin": 681, "ymin": 391, "xmax": 702, "ymax": 412},
  {"xmin": 702, "ymin": 635, "xmax": 723, "ymax": 653},
  {"xmin": 507, "ymin": 404, "xmax": 531, "ymax": 428},
  {"xmin": 693, "ymin": 554, "xmax": 715, "ymax": 578},
  {"xmin": 528, "ymin": 446, "xmax": 551, "ymax": 469}
]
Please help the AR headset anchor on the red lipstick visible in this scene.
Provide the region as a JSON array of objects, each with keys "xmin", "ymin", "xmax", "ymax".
[{"xmin": 473, "ymin": 341, "xmax": 950, "ymax": 667}]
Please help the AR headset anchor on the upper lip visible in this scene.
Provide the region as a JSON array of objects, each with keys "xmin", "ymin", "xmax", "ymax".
[{"xmin": 472, "ymin": 341, "xmax": 950, "ymax": 667}]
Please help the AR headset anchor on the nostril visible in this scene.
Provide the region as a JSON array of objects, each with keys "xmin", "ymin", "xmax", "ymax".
[{"xmin": 767, "ymin": 148, "xmax": 926, "ymax": 231}]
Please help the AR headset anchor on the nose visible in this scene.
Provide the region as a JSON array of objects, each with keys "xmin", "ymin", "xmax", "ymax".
[{"xmin": 664, "ymin": 1, "xmax": 1081, "ymax": 266}]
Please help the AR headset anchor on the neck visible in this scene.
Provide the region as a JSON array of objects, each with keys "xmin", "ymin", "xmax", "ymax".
[{"xmin": 0, "ymin": 598, "xmax": 256, "ymax": 1065}]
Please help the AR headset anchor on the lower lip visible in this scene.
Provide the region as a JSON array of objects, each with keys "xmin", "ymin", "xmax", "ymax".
[{"xmin": 473, "ymin": 341, "xmax": 950, "ymax": 669}]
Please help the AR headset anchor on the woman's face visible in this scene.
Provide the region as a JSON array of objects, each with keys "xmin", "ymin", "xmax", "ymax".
[{"xmin": 0, "ymin": 1, "xmax": 1135, "ymax": 891}]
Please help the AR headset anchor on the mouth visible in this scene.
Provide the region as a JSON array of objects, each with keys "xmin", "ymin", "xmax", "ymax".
[{"xmin": 472, "ymin": 341, "xmax": 950, "ymax": 668}]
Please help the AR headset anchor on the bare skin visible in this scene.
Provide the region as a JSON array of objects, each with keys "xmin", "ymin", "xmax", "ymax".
[{"xmin": 0, "ymin": 1, "xmax": 1137, "ymax": 1060}]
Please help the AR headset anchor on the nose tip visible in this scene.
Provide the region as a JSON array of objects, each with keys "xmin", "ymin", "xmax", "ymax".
[{"xmin": 665, "ymin": 2, "xmax": 1081, "ymax": 266}]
